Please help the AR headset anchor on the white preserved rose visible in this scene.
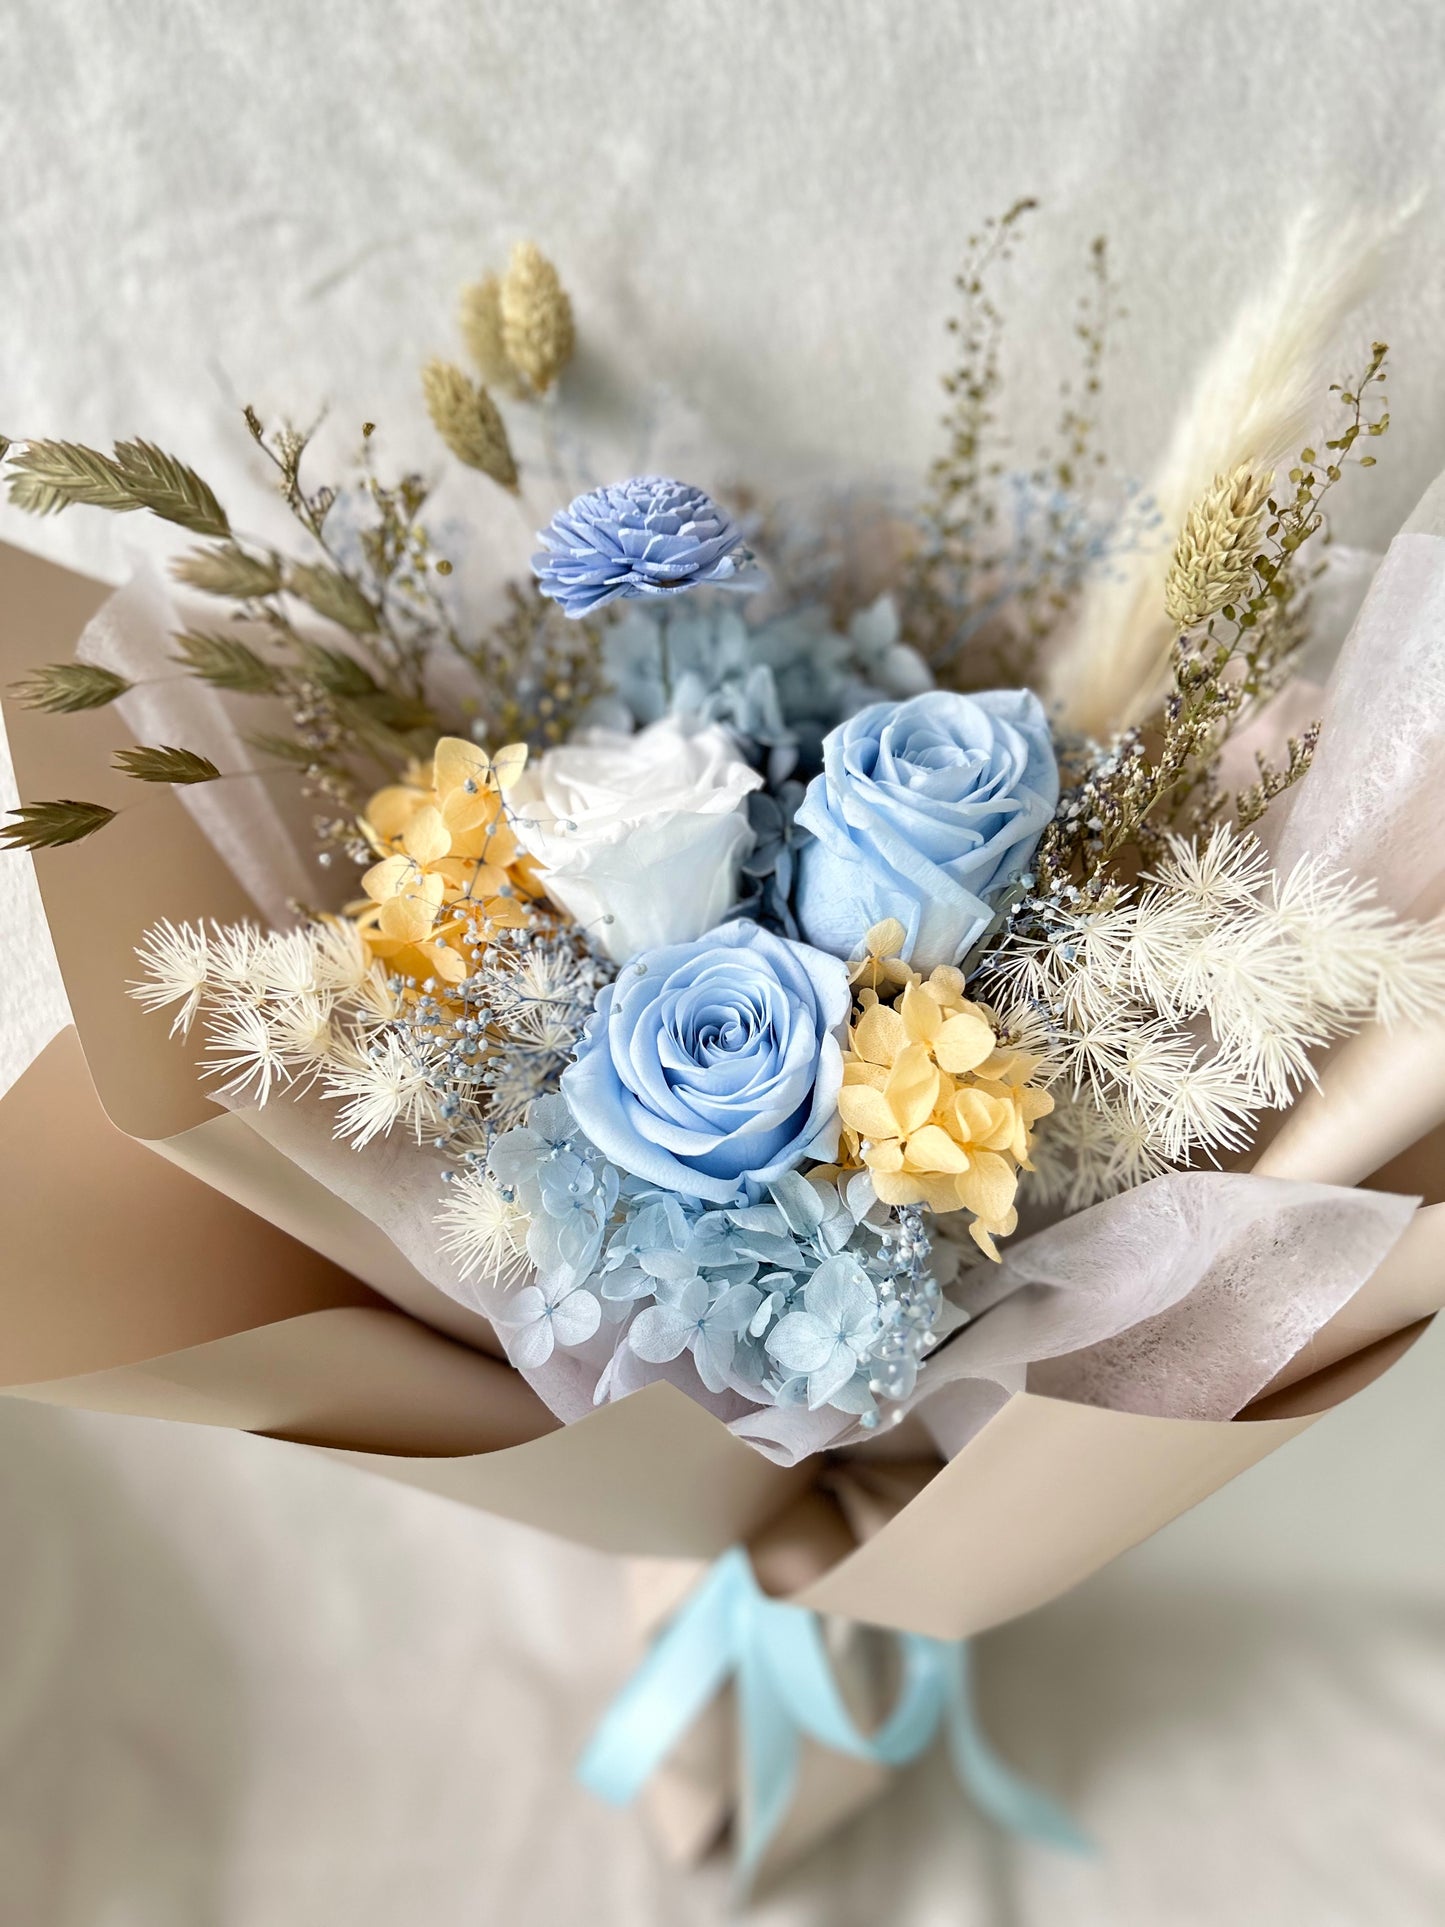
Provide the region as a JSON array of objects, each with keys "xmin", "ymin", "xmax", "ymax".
[{"xmin": 512, "ymin": 718, "xmax": 762, "ymax": 962}]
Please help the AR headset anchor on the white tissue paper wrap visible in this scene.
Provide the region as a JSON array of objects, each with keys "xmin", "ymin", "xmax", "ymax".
[{"xmin": 71, "ymin": 465, "xmax": 1445, "ymax": 1467}]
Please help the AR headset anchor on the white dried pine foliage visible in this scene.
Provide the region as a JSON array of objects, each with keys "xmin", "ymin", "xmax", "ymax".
[{"xmin": 978, "ymin": 823, "xmax": 1445, "ymax": 1207}]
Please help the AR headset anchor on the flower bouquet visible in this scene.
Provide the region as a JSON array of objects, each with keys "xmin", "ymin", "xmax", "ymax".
[{"xmin": 3, "ymin": 213, "xmax": 1443, "ymax": 1884}]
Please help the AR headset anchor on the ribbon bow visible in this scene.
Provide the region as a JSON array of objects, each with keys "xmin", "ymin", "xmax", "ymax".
[{"xmin": 578, "ymin": 1547, "xmax": 1089, "ymax": 1887}]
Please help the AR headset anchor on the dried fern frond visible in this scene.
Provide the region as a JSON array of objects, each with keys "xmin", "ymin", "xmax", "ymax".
[
  {"xmin": 11, "ymin": 662, "xmax": 132, "ymax": 712},
  {"xmin": 498, "ymin": 242, "xmax": 574, "ymax": 396},
  {"xmin": 421, "ymin": 360, "xmax": 518, "ymax": 491},
  {"xmin": 113, "ymin": 744, "xmax": 222, "ymax": 785},
  {"xmin": 0, "ymin": 799, "xmax": 117, "ymax": 850},
  {"xmin": 1050, "ymin": 204, "xmax": 1411, "ymax": 733}
]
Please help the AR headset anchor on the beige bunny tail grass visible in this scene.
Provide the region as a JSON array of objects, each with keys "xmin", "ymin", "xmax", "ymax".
[{"xmin": 1047, "ymin": 200, "xmax": 1416, "ymax": 738}]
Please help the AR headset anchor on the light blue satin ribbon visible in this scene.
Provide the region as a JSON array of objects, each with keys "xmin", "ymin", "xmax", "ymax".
[{"xmin": 577, "ymin": 1547, "xmax": 1090, "ymax": 1887}]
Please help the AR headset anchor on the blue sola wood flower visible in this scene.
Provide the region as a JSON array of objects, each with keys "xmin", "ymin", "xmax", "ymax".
[{"xmin": 532, "ymin": 476, "xmax": 756, "ymax": 618}]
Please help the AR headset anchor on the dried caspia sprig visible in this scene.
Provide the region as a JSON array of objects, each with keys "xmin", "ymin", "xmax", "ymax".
[
  {"xmin": 902, "ymin": 205, "xmax": 1133, "ymax": 686},
  {"xmin": 421, "ymin": 360, "xmax": 519, "ymax": 492},
  {"xmin": 1236, "ymin": 724, "xmax": 1319, "ymax": 829},
  {"xmin": 498, "ymin": 241, "xmax": 575, "ymax": 397},
  {"xmin": 1163, "ymin": 464, "xmax": 1273, "ymax": 630}
]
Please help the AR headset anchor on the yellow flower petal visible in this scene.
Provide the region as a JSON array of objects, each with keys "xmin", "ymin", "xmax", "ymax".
[
  {"xmin": 863, "ymin": 1138, "xmax": 905, "ymax": 1174},
  {"xmin": 865, "ymin": 918, "xmax": 907, "ymax": 959},
  {"xmin": 402, "ymin": 805, "xmax": 450, "ymax": 866},
  {"xmin": 979, "ymin": 1047, "xmax": 1035, "ymax": 1087},
  {"xmin": 853, "ymin": 1001, "xmax": 907, "ymax": 1067},
  {"xmin": 954, "ymin": 1087, "xmax": 1016, "ymax": 1151},
  {"xmin": 434, "ymin": 735, "xmax": 490, "ymax": 793},
  {"xmin": 902, "ymin": 1123, "xmax": 971, "ymax": 1174},
  {"xmin": 379, "ymin": 891, "xmax": 441, "ymax": 944},
  {"xmin": 364, "ymin": 786, "xmax": 426, "ymax": 842},
  {"xmin": 489, "ymin": 742, "xmax": 529, "ymax": 791},
  {"xmin": 926, "ymin": 965, "xmax": 968, "ymax": 1004},
  {"xmin": 361, "ymin": 854, "xmax": 415, "ymax": 904},
  {"xmin": 869, "ymin": 1168, "xmax": 928, "ymax": 1207},
  {"xmin": 969, "ymin": 1221, "xmax": 1002, "ymax": 1262},
  {"xmin": 955, "ymin": 1150, "xmax": 1018, "ymax": 1224},
  {"xmin": 838, "ymin": 1083, "xmax": 901, "ymax": 1140},
  {"xmin": 933, "ymin": 1010, "xmax": 996, "ymax": 1074},
  {"xmin": 842, "ymin": 1056, "xmax": 889, "ymax": 1091},
  {"xmin": 899, "ymin": 981, "xmax": 942, "ymax": 1045},
  {"xmin": 440, "ymin": 785, "xmax": 497, "ymax": 836},
  {"xmin": 884, "ymin": 1042, "xmax": 939, "ymax": 1136},
  {"xmin": 418, "ymin": 939, "xmax": 468, "ymax": 984},
  {"xmin": 435, "ymin": 857, "xmax": 508, "ymax": 898}
]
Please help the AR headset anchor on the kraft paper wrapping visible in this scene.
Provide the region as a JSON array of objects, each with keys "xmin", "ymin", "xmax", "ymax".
[
  {"xmin": 0, "ymin": 543, "xmax": 500, "ymax": 1354},
  {"xmin": 1, "ymin": 539, "xmax": 1442, "ymax": 1642}
]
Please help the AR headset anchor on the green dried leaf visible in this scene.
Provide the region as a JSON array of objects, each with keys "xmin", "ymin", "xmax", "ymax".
[
  {"xmin": 172, "ymin": 630, "xmax": 281, "ymax": 695},
  {"xmin": 296, "ymin": 639, "xmax": 381, "ymax": 698},
  {"xmin": 113, "ymin": 743, "xmax": 222, "ymax": 785},
  {"xmin": 112, "ymin": 440, "xmax": 230, "ymax": 538},
  {"xmin": 11, "ymin": 661, "xmax": 132, "ymax": 712},
  {"xmin": 0, "ymin": 799, "xmax": 117, "ymax": 850},
  {"xmin": 171, "ymin": 543, "xmax": 283, "ymax": 599},
  {"xmin": 6, "ymin": 440, "xmax": 135, "ymax": 514},
  {"xmin": 286, "ymin": 562, "xmax": 379, "ymax": 634}
]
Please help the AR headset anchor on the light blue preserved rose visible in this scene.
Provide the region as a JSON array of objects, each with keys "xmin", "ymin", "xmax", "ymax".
[
  {"xmin": 531, "ymin": 476, "xmax": 755, "ymax": 619},
  {"xmin": 794, "ymin": 689, "xmax": 1059, "ymax": 971},
  {"xmin": 561, "ymin": 919, "xmax": 850, "ymax": 1206}
]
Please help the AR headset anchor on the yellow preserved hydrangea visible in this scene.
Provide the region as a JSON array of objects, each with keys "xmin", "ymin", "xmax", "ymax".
[
  {"xmin": 837, "ymin": 920, "xmax": 1054, "ymax": 1260},
  {"xmin": 353, "ymin": 737, "xmax": 544, "ymax": 988}
]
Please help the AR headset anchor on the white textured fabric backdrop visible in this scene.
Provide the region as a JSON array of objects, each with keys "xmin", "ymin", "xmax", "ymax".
[{"xmin": 3, "ymin": 3, "xmax": 1445, "ymax": 1921}]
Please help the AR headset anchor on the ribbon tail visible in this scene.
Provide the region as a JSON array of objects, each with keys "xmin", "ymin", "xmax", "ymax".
[
  {"xmin": 576, "ymin": 1548, "xmax": 748, "ymax": 1807},
  {"xmin": 733, "ymin": 1594, "xmax": 802, "ymax": 1894},
  {"xmin": 936, "ymin": 1640, "xmax": 1094, "ymax": 1856}
]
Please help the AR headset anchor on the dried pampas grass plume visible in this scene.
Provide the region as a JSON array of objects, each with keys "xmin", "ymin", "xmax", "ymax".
[
  {"xmin": 421, "ymin": 359, "xmax": 519, "ymax": 493},
  {"xmin": 1048, "ymin": 203, "xmax": 1414, "ymax": 735}
]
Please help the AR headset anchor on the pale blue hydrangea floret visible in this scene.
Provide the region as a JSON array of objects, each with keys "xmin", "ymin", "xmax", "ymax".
[
  {"xmin": 532, "ymin": 476, "xmax": 756, "ymax": 619},
  {"xmin": 596, "ymin": 595, "xmax": 932, "ymax": 782},
  {"xmin": 488, "ymin": 1092, "xmax": 619, "ymax": 1279},
  {"xmin": 485, "ymin": 1102, "xmax": 945, "ymax": 1420}
]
